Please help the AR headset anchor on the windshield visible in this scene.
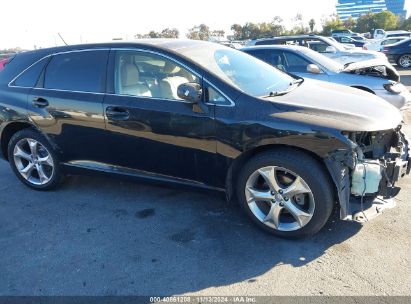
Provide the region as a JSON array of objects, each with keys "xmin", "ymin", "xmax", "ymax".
[
  {"xmin": 178, "ymin": 43, "xmax": 295, "ymax": 97},
  {"xmin": 318, "ymin": 36, "xmax": 345, "ymax": 52},
  {"xmin": 300, "ymin": 48, "xmax": 343, "ymax": 73}
]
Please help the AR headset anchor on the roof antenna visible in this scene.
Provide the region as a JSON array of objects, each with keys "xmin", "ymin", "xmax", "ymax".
[{"xmin": 58, "ymin": 33, "xmax": 68, "ymax": 46}]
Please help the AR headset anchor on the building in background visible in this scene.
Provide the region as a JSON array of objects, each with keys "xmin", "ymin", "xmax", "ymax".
[
  {"xmin": 336, "ymin": 0, "xmax": 407, "ymax": 21},
  {"xmin": 386, "ymin": 0, "xmax": 407, "ymax": 18}
]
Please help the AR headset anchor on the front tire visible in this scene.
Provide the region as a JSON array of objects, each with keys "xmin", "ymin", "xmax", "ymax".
[
  {"xmin": 236, "ymin": 149, "xmax": 334, "ymax": 238},
  {"xmin": 7, "ymin": 129, "xmax": 63, "ymax": 190},
  {"xmin": 397, "ymin": 54, "xmax": 411, "ymax": 68}
]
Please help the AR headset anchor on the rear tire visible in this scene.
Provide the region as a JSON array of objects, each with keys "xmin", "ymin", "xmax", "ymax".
[
  {"xmin": 7, "ymin": 129, "xmax": 64, "ymax": 190},
  {"xmin": 236, "ymin": 149, "xmax": 334, "ymax": 239}
]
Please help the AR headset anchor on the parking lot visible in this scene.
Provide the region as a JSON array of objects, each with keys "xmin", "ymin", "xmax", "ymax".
[{"xmin": 1, "ymin": 73, "xmax": 411, "ymax": 296}]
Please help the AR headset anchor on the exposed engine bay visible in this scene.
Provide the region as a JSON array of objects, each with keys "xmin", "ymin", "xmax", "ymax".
[
  {"xmin": 326, "ymin": 126, "xmax": 410, "ymax": 223},
  {"xmin": 344, "ymin": 64, "xmax": 400, "ymax": 82}
]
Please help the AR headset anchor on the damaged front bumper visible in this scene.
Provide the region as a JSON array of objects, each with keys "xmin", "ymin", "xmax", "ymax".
[{"xmin": 325, "ymin": 126, "xmax": 410, "ymax": 223}]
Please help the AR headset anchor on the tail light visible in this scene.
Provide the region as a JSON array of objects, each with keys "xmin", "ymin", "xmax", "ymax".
[
  {"xmin": 382, "ymin": 47, "xmax": 389, "ymax": 53},
  {"xmin": 0, "ymin": 58, "xmax": 10, "ymax": 71}
]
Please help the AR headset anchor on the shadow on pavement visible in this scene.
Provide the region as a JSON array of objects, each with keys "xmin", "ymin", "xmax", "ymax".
[{"xmin": 0, "ymin": 173, "xmax": 362, "ymax": 295}]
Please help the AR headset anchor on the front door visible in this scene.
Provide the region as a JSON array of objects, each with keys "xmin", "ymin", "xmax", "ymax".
[{"xmin": 103, "ymin": 50, "xmax": 216, "ymax": 183}]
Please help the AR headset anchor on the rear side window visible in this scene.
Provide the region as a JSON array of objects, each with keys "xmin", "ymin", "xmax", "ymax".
[
  {"xmin": 13, "ymin": 57, "xmax": 50, "ymax": 87},
  {"xmin": 247, "ymin": 49, "xmax": 286, "ymax": 71},
  {"xmin": 256, "ymin": 40, "xmax": 277, "ymax": 46},
  {"xmin": 44, "ymin": 50, "xmax": 108, "ymax": 93}
]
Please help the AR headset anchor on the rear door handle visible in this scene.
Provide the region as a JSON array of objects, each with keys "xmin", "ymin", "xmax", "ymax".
[
  {"xmin": 106, "ymin": 106, "xmax": 130, "ymax": 121},
  {"xmin": 32, "ymin": 97, "xmax": 49, "ymax": 108}
]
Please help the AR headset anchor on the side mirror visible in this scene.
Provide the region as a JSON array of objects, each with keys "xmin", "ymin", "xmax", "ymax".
[
  {"xmin": 325, "ymin": 46, "xmax": 337, "ymax": 53},
  {"xmin": 307, "ymin": 64, "xmax": 322, "ymax": 74},
  {"xmin": 177, "ymin": 82, "xmax": 202, "ymax": 103}
]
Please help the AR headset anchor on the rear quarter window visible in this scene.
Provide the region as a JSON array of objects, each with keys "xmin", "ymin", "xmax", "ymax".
[
  {"xmin": 44, "ymin": 50, "xmax": 109, "ymax": 93},
  {"xmin": 12, "ymin": 57, "xmax": 50, "ymax": 87}
]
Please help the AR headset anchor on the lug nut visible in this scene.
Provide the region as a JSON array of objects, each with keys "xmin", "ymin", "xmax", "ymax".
[
  {"xmin": 284, "ymin": 197, "xmax": 289, "ymax": 201},
  {"xmin": 278, "ymin": 190, "xmax": 283, "ymax": 194},
  {"xmin": 279, "ymin": 202, "xmax": 284, "ymax": 207},
  {"xmin": 271, "ymin": 191, "xmax": 275, "ymax": 195}
]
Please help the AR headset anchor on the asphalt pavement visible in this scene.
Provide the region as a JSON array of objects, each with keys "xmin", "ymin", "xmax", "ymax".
[{"xmin": 1, "ymin": 72, "xmax": 411, "ymax": 296}]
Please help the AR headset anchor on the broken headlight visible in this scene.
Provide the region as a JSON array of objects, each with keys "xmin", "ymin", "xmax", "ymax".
[{"xmin": 383, "ymin": 82, "xmax": 406, "ymax": 94}]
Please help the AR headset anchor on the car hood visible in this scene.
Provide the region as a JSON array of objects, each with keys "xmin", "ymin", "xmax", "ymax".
[
  {"xmin": 342, "ymin": 59, "xmax": 400, "ymax": 81},
  {"xmin": 331, "ymin": 49, "xmax": 387, "ymax": 64},
  {"xmin": 269, "ymin": 79, "xmax": 402, "ymax": 132}
]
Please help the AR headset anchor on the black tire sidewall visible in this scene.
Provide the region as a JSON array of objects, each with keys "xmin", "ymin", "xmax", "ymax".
[
  {"xmin": 236, "ymin": 150, "xmax": 334, "ymax": 239},
  {"xmin": 7, "ymin": 128, "xmax": 62, "ymax": 191}
]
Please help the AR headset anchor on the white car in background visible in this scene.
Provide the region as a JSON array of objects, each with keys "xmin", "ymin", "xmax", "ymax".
[{"xmin": 363, "ymin": 37, "xmax": 409, "ymax": 52}]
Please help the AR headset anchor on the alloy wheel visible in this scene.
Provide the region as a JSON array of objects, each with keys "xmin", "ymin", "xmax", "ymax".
[
  {"xmin": 399, "ymin": 55, "xmax": 411, "ymax": 68},
  {"xmin": 245, "ymin": 166, "xmax": 315, "ymax": 231},
  {"xmin": 13, "ymin": 138, "xmax": 54, "ymax": 185}
]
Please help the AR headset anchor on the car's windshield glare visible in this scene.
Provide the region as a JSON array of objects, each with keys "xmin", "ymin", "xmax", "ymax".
[{"xmin": 178, "ymin": 44, "xmax": 295, "ymax": 97}]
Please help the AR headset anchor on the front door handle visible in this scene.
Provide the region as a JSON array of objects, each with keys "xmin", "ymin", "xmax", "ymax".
[
  {"xmin": 32, "ymin": 97, "xmax": 49, "ymax": 108},
  {"xmin": 106, "ymin": 106, "xmax": 130, "ymax": 121}
]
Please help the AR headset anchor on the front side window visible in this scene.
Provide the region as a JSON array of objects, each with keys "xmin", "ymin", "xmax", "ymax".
[
  {"xmin": 44, "ymin": 50, "xmax": 109, "ymax": 93},
  {"xmin": 114, "ymin": 51, "xmax": 199, "ymax": 100},
  {"xmin": 206, "ymin": 85, "xmax": 229, "ymax": 105},
  {"xmin": 283, "ymin": 52, "xmax": 311, "ymax": 73}
]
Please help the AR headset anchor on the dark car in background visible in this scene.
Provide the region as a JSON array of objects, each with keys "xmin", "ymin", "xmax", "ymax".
[
  {"xmin": 382, "ymin": 38, "xmax": 411, "ymax": 68},
  {"xmin": 0, "ymin": 40, "xmax": 409, "ymax": 238}
]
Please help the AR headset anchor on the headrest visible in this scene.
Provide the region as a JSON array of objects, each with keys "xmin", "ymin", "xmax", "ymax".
[
  {"xmin": 163, "ymin": 61, "xmax": 181, "ymax": 74},
  {"xmin": 121, "ymin": 63, "xmax": 139, "ymax": 87}
]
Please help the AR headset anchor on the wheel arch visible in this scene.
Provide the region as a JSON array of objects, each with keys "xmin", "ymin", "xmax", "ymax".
[
  {"xmin": 351, "ymin": 86, "xmax": 375, "ymax": 94},
  {"xmin": 0, "ymin": 121, "xmax": 37, "ymax": 161},
  {"xmin": 225, "ymin": 144, "xmax": 337, "ymax": 202}
]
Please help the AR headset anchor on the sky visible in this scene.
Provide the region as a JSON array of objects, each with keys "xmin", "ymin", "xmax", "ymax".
[{"xmin": 0, "ymin": 0, "xmax": 410, "ymax": 50}]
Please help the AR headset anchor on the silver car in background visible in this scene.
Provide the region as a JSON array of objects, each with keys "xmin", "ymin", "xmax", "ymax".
[{"xmin": 242, "ymin": 45, "xmax": 410, "ymax": 109}]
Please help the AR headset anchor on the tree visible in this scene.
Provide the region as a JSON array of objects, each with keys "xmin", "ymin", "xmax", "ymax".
[
  {"xmin": 321, "ymin": 16, "xmax": 344, "ymax": 36},
  {"xmin": 134, "ymin": 28, "xmax": 179, "ymax": 39},
  {"xmin": 343, "ymin": 17, "xmax": 356, "ymax": 30},
  {"xmin": 292, "ymin": 13, "xmax": 309, "ymax": 34},
  {"xmin": 211, "ymin": 30, "xmax": 225, "ymax": 38},
  {"xmin": 186, "ymin": 24, "xmax": 210, "ymax": 40},
  {"xmin": 160, "ymin": 28, "xmax": 179, "ymax": 38},
  {"xmin": 230, "ymin": 17, "xmax": 285, "ymax": 40},
  {"xmin": 309, "ymin": 19, "xmax": 316, "ymax": 32},
  {"xmin": 355, "ymin": 11, "xmax": 398, "ymax": 33},
  {"xmin": 400, "ymin": 17, "xmax": 411, "ymax": 31},
  {"xmin": 373, "ymin": 10, "xmax": 398, "ymax": 30}
]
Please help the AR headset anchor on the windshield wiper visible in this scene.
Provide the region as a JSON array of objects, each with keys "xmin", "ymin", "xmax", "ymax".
[
  {"xmin": 263, "ymin": 78, "xmax": 304, "ymax": 98},
  {"xmin": 343, "ymin": 62, "xmax": 354, "ymax": 68}
]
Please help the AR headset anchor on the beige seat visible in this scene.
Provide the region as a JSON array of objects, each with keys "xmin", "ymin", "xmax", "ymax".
[
  {"xmin": 120, "ymin": 63, "xmax": 152, "ymax": 97},
  {"xmin": 159, "ymin": 62, "xmax": 190, "ymax": 100}
]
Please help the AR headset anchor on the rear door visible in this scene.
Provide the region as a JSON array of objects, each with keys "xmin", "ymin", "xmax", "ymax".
[{"xmin": 28, "ymin": 49, "xmax": 109, "ymax": 164}]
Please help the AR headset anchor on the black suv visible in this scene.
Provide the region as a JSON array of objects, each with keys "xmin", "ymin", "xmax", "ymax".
[{"xmin": 0, "ymin": 40, "xmax": 409, "ymax": 238}]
